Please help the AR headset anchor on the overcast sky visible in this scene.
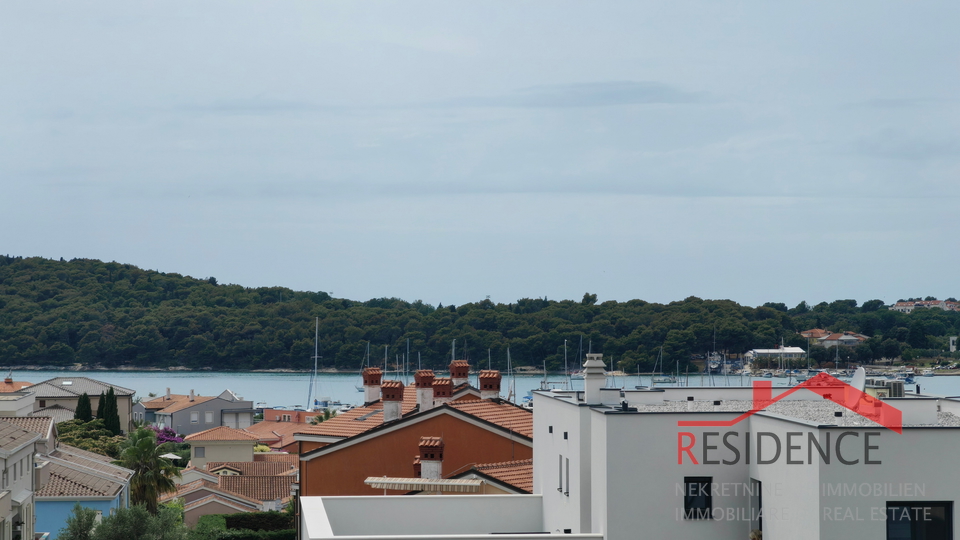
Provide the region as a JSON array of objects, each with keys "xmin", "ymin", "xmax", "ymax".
[{"xmin": 3, "ymin": 1, "xmax": 958, "ymax": 308}]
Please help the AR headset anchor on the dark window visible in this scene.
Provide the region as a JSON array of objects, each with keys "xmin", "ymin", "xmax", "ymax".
[
  {"xmin": 39, "ymin": 400, "xmax": 46, "ymax": 408},
  {"xmin": 887, "ymin": 502, "xmax": 953, "ymax": 540},
  {"xmin": 683, "ymin": 477, "xmax": 712, "ymax": 520}
]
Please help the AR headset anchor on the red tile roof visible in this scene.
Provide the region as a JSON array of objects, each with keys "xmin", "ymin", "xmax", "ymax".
[
  {"xmin": 472, "ymin": 459, "xmax": 533, "ymax": 493},
  {"xmin": 253, "ymin": 453, "xmax": 299, "ymax": 464},
  {"xmin": 151, "ymin": 395, "xmax": 218, "ymax": 414},
  {"xmin": 447, "ymin": 400, "xmax": 533, "ymax": 438},
  {"xmin": 206, "ymin": 461, "xmax": 296, "ymax": 476},
  {"xmin": 295, "ymin": 386, "xmax": 418, "ymax": 439},
  {"xmin": 217, "ymin": 475, "xmax": 296, "ymax": 502}
]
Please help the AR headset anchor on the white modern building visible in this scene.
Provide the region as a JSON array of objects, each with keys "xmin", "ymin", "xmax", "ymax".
[{"xmin": 300, "ymin": 353, "xmax": 960, "ymax": 540}]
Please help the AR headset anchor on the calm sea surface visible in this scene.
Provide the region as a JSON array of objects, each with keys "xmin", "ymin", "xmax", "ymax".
[{"xmin": 10, "ymin": 370, "xmax": 960, "ymax": 408}]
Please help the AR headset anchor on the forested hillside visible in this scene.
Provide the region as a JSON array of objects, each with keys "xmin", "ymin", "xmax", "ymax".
[{"xmin": 0, "ymin": 255, "xmax": 957, "ymax": 372}]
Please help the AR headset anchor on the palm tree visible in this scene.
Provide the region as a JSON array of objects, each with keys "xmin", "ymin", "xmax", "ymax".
[{"xmin": 114, "ymin": 427, "xmax": 181, "ymax": 514}]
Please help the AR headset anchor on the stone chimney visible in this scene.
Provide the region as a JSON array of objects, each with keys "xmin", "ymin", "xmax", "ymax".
[
  {"xmin": 583, "ymin": 353, "xmax": 606, "ymax": 404},
  {"xmin": 478, "ymin": 370, "xmax": 502, "ymax": 400},
  {"xmin": 165, "ymin": 387, "xmax": 171, "ymax": 400},
  {"xmin": 362, "ymin": 367, "xmax": 383, "ymax": 405},
  {"xmin": 432, "ymin": 378, "xmax": 453, "ymax": 406},
  {"xmin": 449, "ymin": 360, "xmax": 470, "ymax": 387},
  {"xmin": 189, "ymin": 389, "xmax": 195, "ymax": 402},
  {"xmin": 415, "ymin": 370, "xmax": 436, "ymax": 411},
  {"xmin": 381, "ymin": 380, "xmax": 404, "ymax": 423},
  {"xmin": 418, "ymin": 436, "xmax": 444, "ymax": 479}
]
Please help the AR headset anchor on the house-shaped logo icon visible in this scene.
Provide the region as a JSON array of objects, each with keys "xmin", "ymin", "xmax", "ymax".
[{"xmin": 678, "ymin": 372, "xmax": 903, "ymax": 433}]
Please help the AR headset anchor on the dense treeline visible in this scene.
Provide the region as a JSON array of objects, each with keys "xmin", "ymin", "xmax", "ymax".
[{"xmin": 1, "ymin": 255, "xmax": 958, "ymax": 372}]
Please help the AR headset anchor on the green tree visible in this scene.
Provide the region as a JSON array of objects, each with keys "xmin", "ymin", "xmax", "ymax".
[
  {"xmin": 92, "ymin": 505, "xmax": 185, "ymax": 540},
  {"xmin": 57, "ymin": 503, "xmax": 98, "ymax": 540},
  {"xmin": 74, "ymin": 393, "xmax": 93, "ymax": 422},
  {"xmin": 114, "ymin": 428, "xmax": 181, "ymax": 514},
  {"xmin": 95, "ymin": 391, "xmax": 106, "ymax": 419},
  {"xmin": 103, "ymin": 387, "xmax": 121, "ymax": 435}
]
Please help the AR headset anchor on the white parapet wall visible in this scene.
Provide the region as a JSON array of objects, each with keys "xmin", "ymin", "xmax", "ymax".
[{"xmin": 301, "ymin": 494, "xmax": 597, "ymax": 540}]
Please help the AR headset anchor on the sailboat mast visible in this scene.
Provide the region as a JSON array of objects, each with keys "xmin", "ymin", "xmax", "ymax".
[{"xmin": 307, "ymin": 317, "xmax": 319, "ymax": 410}]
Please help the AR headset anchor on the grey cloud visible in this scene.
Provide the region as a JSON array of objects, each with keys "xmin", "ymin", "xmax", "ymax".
[
  {"xmin": 439, "ymin": 81, "xmax": 702, "ymax": 109},
  {"xmin": 852, "ymin": 131, "xmax": 960, "ymax": 161},
  {"xmin": 177, "ymin": 97, "xmax": 319, "ymax": 115}
]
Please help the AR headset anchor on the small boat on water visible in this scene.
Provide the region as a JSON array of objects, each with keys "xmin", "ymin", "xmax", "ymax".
[
  {"xmin": 762, "ymin": 371, "xmax": 773, "ymax": 378},
  {"xmin": 921, "ymin": 369, "xmax": 935, "ymax": 377}
]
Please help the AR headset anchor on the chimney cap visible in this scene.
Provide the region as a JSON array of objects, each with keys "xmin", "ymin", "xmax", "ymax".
[
  {"xmin": 479, "ymin": 370, "xmax": 501, "ymax": 379},
  {"xmin": 418, "ymin": 436, "xmax": 443, "ymax": 448}
]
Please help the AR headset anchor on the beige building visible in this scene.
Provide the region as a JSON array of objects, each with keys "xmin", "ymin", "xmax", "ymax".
[
  {"xmin": 184, "ymin": 426, "xmax": 260, "ymax": 469},
  {"xmin": 22, "ymin": 377, "xmax": 135, "ymax": 433}
]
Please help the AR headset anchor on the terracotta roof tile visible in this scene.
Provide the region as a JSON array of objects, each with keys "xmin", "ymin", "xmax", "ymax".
[
  {"xmin": 0, "ymin": 416, "xmax": 54, "ymax": 438},
  {"xmin": 244, "ymin": 421, "xmax": 304, "ymax": 449},
  {"xmin": 51, "ymin": 445, "xmax": 134, "ymax": 482},
  {"xmin": 29, "ymin": 405, "xmax": 75, "ymax": 424},
  {"xmin": 0, "ymin": 380, "xmax": 32, "ymax": 393},
  {"xmin": 183, "ymin": 493, "xmax": 259, "ymax": 513},
  {"xmin": 161, "ymin": 479, "xmax": 265, "ymax": 507},
  {"xmin": 295, "ymin": 386, "xmax": 418, "ymax": 439},
  {"xmin": 0, "ymin": 420, "xmax": 40, "ymax": 452},
  {"xmin": 472, "ymin": 459, "xmax": 533, "ymax": 493},
  {"xmin": 217, "ymin": 475, "xmax": 296, "ymax": 502},
  {"xmin": 185, "ymin": 426, "xmax": 260, "ymax": 442},
  {"xmin": 24, "ymin": 377, "xmax": 135, "ymax": 398},
  {"xmin": 447, "ymin": 400, "xmax": 533, "ymax": 438},
  {"xmin": 36, "ymin": 461, "xmax": 126, "ymax": 498},
  {"xmin": 153, "ymin": 395, "xmax": 218, "ymax": 414},
  {"xmin": 206, "ymin": 461, "xmax": 296, "ymax": 476},
  {"xmin": 253, "ymin": 453, "xmax": 299, "ymax": 464}
]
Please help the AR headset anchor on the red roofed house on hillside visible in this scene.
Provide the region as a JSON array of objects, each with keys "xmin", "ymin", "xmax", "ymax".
[{"xmin": 296, "ymin": 364, "xmax": 533, "ymax": 497}]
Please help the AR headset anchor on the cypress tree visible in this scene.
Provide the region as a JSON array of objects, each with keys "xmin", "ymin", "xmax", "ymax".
[
  {"xmin": 74, "ymin": 392, "xmax": 92, "ymax": 422},
  {"xmin": 96, "ymin": 391, "xmax": 106, "ymax": 419},
  {"xmin": 104, "ymin": 387, "xmax": 121, "ymax": 436}
]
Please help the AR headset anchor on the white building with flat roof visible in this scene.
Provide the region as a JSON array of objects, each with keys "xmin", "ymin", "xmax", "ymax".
[{"xmin": 300, "ymin": 354, "xmax": 960, "ymax": 540}]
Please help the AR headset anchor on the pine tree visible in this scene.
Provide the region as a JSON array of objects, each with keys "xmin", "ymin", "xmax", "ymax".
[
  {"xmin": 74, "ymin": 393, "xmax": 92, "ymax": 422},
  {"xmin": 95, "ymin": 391, "xmax": 106, "ymax": 419},
  {"xmin": 104, "ymin": 387, "xmax": 121, "ymax": 436}
]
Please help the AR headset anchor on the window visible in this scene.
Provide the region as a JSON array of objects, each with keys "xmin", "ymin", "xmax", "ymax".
[
  {"xmin": 887, "ymin": 502, "xmax": 953, "ymax": 540},
  {"xmin": 204, "ymin": 411, "xmax": 214, "ymax": 424},
  {"xmin": 282, "ymin": 414, "xmax": 291, "ymax": 422},
  {"xmin": 38, "ymin": 400, "xmax": 45, "ymax": 408},
  {"xmin": 683, "ymin": 477, "xmax": 712, "ymax": 520},
  {"xmin": 194, "ymin": 447, "xmax": 205, "ymax": 458},
  {"xmin": 190, "ymin": 411, "xmax": 199, "ymax": 424}
]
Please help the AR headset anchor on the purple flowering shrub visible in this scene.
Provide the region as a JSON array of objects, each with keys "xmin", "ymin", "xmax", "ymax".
[{"xmin": 149, "ymin": 425, "xmax": 184, "ymax": 444}]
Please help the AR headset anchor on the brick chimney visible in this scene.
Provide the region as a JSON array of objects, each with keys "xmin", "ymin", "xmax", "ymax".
[
  {"xmin": 362, "ymin": 367, "xmax": 383, "ymax": 405},
  {"xmin": 381, "ymin": 380, "xmax": 404, "ymax": 423},
  {"xmin": 583, "ymin": 353, "xmax": 606, "ymax": 404},
  {"xmin": 415, "ymin": 370, "xmax": 436, "ymax": 411},
  {"xmin": 478, "ymin": 370, "xmax": 502, "ymax": 400},
  {"xmin": 418, "ymin": 436, "xmax": 444, "ymax": 479},
  {"xmin": 432, "ymin": 378, "xmax": 453, "ymax": 406},
  {"xmin": 449, "ymin": 360, "xmax": 470, "ymax": 387},
  {"xmin": 413, "ymin": 456, "xmax": 422, "ymax": 478}
]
